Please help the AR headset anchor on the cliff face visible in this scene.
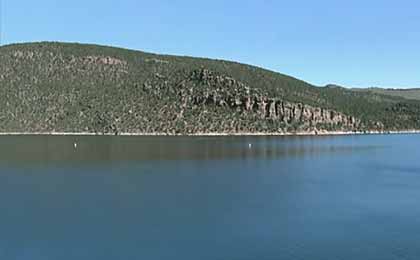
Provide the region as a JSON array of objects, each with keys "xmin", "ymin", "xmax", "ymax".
[
  {"xmin": 145, "ymin": 69, "xmax": 364, "ymax": 132},
  {"xmin": 199, "ymin": 69, "xmax": 362, "ymax": 129}
]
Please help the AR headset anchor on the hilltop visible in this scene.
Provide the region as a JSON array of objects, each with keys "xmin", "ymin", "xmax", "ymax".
[
  {"xmin": 353, "ymin": 87, "xmax": 420, "ymax": 101},
  {"xmin": 1, "ymin": 42, "xmax": 420, "ymax": 135}
]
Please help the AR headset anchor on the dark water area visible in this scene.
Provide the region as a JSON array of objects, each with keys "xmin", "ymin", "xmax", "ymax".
[{"xmin": 0, "ymin": 135, "xmax": 420, "ymax": 259}]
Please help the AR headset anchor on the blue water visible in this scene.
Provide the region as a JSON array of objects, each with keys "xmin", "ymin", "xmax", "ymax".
[{"xmin": 0, "ymin": 135, "xmax": 420, "ymax": 259}]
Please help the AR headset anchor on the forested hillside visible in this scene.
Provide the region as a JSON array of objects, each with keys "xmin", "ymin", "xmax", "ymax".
[{"xmin": 1, "ymin": 42, "xmax": 420, "ymax": 134}]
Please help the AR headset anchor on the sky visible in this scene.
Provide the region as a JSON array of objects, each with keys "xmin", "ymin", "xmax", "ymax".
[{"xmin": 1, "ymin": 0, "xmax": 419, "ymax": 88}]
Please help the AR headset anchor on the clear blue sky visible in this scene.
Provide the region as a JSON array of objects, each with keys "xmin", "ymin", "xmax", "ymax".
[{"xmin": 1, "ymin": 0, "xmax": 419, "ymax": 88}]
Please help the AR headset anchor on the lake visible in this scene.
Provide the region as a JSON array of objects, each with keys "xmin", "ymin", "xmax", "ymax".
[{"xmin": 0, "ymin": 134, "xmax": 420, "ymax": 260}]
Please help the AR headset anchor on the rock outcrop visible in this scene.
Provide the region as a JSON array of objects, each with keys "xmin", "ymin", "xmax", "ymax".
[{"xmin": 146, "ymin": 69, "xmax": 363, "ymax": 132}]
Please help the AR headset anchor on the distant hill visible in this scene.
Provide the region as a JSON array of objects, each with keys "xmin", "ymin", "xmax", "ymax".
[
  {"xmin": 1, "ymin": 42, "xmax": 420, "ymax": 134},
  {"xmin": 353, "ymin": 87, "xmax": 420, "ymax": 101}
]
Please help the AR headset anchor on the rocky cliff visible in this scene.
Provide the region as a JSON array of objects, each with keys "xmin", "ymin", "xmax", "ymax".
[{"xmin": 143, "ymin": 69, "xmax": 366, "ymax": 133}]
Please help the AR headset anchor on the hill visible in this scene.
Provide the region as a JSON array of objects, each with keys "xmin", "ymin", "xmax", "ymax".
[
  {"xmin": 1, "ymin": 42, "xmax": 420, "ymax": 134},
  {"xmin": 353, "ymin": 87, "xmax": 420, "ymax": 101}
]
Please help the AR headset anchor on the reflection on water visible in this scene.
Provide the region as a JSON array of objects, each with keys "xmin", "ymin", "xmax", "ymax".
[
  {"xmin": 0, "ymin": 134, "xmax": 419, "ymax": 260},
  {"xmin": 0, "ymin": 135, "xmax": 387, "ymax": 165}
]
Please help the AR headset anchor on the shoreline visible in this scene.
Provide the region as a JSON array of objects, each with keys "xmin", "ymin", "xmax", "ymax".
[{"xmin": 1, "ymin": 130, "xmax": 420, "ymax": 137}]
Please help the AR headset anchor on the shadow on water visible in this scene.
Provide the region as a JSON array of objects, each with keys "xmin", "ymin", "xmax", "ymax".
[{"xmin": 0, "ymin": 135, "xmax": 387, "ymax": 166}]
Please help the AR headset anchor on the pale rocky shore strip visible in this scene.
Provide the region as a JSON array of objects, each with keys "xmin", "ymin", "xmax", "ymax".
[{"xmin": 0, "ymin": 130, "xmax": 420, "ymax": 136}]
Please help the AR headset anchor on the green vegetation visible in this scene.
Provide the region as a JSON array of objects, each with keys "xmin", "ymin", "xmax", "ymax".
[
  {"xmin": 353, "ymin": 87, "xmax": 420, "ymax": 101},
  {"xmin": 1, "ymin": 42, "xmax": 420, "ymax": 134}
]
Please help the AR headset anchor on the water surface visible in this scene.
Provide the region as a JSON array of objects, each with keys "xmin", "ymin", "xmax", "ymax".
[{"xmin": 1, "ymin": 135, "xmax": 419, "ymax": 259}]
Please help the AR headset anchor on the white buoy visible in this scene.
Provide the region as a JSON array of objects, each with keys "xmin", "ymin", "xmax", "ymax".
[
  {"xmin": 74, "ymin": 142, "xmax": 77, "ymax": 149},
  {"xmin": 248, "ymin": 143, "xmax": 252, "ymax": 149}
]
